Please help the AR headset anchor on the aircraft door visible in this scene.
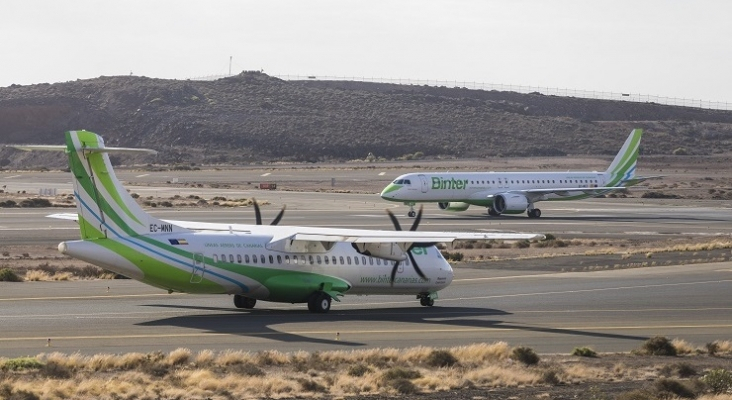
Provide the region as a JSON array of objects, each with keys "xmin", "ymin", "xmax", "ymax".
[
  {"xmin": 191, "ymin": 252, "xmax": 206, "ymax": 283},
  {"xmin": 418, "ymin": 174, "xmax": 429, "ymax": 193}
]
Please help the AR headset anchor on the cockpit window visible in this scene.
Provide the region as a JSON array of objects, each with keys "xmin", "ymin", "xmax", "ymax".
[
  {"xmin": 404, "ymin": 179, "xmax": 411, "ymax": 185},
  {"xmin": 394, "ymin": 179, "xmax": 403, "ymax": 184}
]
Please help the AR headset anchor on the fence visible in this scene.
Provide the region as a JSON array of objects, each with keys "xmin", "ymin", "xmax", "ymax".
[{"xmin": 190, "ymin": 74, "xmax": 732, "ymax": 111}]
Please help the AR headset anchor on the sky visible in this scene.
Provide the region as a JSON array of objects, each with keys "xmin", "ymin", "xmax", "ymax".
[{"xmin": 2, "ymin": 0, "xmax": 731, "ymax": 102}]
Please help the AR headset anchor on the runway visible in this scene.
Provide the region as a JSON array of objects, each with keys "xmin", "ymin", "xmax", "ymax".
[
  {"xmin": 1, "ymin": 169, "xmax": 731, "ymax": 356},
  {"xmin": 0, "ymin": 263, "xmax": 730, "ymax": 357}
]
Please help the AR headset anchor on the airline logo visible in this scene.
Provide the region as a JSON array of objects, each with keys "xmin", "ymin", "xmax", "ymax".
[{"xmin": 432, "ymin": 177, "xmax": 469, "ymax": 190}]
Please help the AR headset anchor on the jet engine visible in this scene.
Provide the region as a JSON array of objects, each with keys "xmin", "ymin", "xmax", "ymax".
[
  {"xmin": 437, "ymin": 202, "xmax": 471, "ymax": 212},
  {"xmin": 492, "ymin": 194, "xmax": 529, "ymax": 215}
]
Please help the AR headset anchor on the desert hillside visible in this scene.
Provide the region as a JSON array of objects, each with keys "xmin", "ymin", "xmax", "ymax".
[{"xmin": 1, "ymin": 71, "xmax": 731, "ymax": 167}]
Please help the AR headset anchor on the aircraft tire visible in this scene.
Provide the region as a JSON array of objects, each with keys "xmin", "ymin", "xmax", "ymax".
[
  {"xmin": 308, "ymin": 292, "xmax": 331, "ymax": 313},
  {"xmin": 408, "ymin": 211, "xmax": 416, "ymax": 218},
  {"xmin": 234, "ymin": 295, "xmax": 257, "ymax": 309}
]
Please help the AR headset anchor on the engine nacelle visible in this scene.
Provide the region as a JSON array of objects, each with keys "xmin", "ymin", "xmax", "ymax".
[
  {"xmin": 437, "ymin": 202, "xmax": 471, "ymax": 212},
  {"xmin": 492, "ymin": 194, "xmax": 529, "ymax": 215}
]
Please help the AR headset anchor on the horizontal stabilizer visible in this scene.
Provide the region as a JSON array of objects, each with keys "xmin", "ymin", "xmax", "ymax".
[{"xmin": 10, "ymin": 144, "xmax": 157, "ymax": 155}]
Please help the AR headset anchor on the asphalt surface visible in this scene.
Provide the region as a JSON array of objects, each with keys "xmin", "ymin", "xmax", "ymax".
[
  {"xmin": 1, "ymin": 169, "xmax": 731, "ymax": 357},
  {"xmin": 0, "ymin": 263, "xmax": 730, "ymax": 357}
]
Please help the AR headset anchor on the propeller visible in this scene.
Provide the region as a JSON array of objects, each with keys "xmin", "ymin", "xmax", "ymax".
[
  {"xmin": 385, "ymin": 206, "xmax": 430, "ymax": 285},
  {"xmin": 252, "ymin": 198, "xmax": 286, "ymax": 225}
]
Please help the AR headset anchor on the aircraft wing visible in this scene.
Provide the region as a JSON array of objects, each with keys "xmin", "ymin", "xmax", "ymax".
[{"xmin": 48, "ymin": 214, "xmax": 542, "ymax": 243}]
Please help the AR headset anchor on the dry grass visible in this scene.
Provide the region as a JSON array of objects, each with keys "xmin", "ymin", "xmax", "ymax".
[{"xmin": 0, "ymin": 342, "xmax": 721, "ymax": 399}]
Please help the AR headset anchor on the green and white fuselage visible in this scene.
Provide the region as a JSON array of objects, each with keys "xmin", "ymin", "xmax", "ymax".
[
  {"xmin": 381, "ymin": 129, "xmax": 654, "ymax": 218},
  {"xmin": 21, "ymin": 130, "xmax": 540, "ymax": 313}
]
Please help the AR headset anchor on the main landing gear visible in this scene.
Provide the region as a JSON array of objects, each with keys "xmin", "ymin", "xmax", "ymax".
[
  {"xmin": 307, "ymin": 292, "xmax": 332, "ymax": 313},
  {"xmin": 527, "ymin": 208, "xmax": 542, "ymax": 218},
  {"xmin": 233, "ymin": 294, "xmax": 257, "ymax": 309},
  {"xmin": 417, "ymin": 293, "xmax": 435, "ymax": 307}
]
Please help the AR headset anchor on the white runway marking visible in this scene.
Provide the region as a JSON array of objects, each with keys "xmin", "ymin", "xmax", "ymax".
[
  {"xmin": 379, "ymin": 172, "xmax": 386, "ymax": 176},
  {"xmin": 261, "ymin": 172, "xmax": 271, "ymax": 177},
  {"xmin": 4, "ymin": 175, "xmax": 20, "ymax": 179},
  {"xmin": 135, "ymin": 174, "xmax": 150, "ymax": 178}
]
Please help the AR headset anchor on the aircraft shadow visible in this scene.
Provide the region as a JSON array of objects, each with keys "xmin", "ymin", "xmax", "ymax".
[{"xmin": 138, "ymin": 304, "xmax": 648, "ymax": 347}]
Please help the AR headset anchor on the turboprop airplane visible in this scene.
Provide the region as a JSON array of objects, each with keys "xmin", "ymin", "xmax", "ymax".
[
  {"xmin": 381, "ymin": 129, "xmax": 657, "ymax": 218},
  {"xmin": 13, "ymin": 131, "xmax": 541, "ymax": 313}
]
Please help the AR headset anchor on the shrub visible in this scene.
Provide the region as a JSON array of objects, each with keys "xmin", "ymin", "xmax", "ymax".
[
  {"xmin": 426, "ymin": 349, "xmax": 458, "ymax": 368},
  {"xmin": 441, "ymin": 251, "xmax": 463, "ymax": 262},
  {"xmin": 543, "ymin": 233, "xmax": 556, "ymax": 241},
  {"xmin": 541, "ymin": 369, "xmax": 561, "ymax": 385},
  {"xmin": 702, "ymin": 368, "xmax": 732, "ymax": 394},
  {"xmin": 654, "ymin": 378, "xmax": 696, "ymax": 398},
  {"xmin": 19, "ymin": 198, "xmax": 52, "ymax": 207},
  {"xmin": 675, "ymin": 362, "xmax": 697, "ymax": 378},
  {"xmin": 1, "ymin": 357, "xmax": 44, "ymax": 371},
  {"xmin": 513, "ymin": 240, "xmax": 531, "ymax": 249},
  {"xmin": 706, "ymin": 341, "xmax": 719, "ymax": 356},
  {"xmin": 639, "ymin": 336, "xmax": 677, "ymax": 356},
  {"xmin": 571, "ymin": 347, "xmax": 598, "ymax": 358},
  {"xmin": 348, "ymin": 363, "xmax": 371, "ymax": 377},
  {"xmin": 297, "ymin": 378, "xmax": 326, "ymax": 393},
  {"xmin": 511, "ymin": 346, "xmax": 540, "ymax": 366},
  {"xmin": 0, "ymin": 268, "xmax": 21, "ymax": 282},
  {"xmin": 389, "ymin": 379, "xmax": 419, "ymax": 394},
  {"xmin": 382, "ymin": 367, "xmax": 421, "ymax": 381}
]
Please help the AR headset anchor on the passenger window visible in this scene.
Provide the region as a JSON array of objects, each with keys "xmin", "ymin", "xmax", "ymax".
[
  {"xmin": 347, "ymin": 257, "xmax": 352, "ymax": 265},
  {"xmin": 213, "ymin": 254, "xmax": 218, "ymax": 262},
  {"xmin": 354, "ymin": 257, "xmax": 359, "ymax": 265},
  {"xmin": 260, "ymin": 255, "xmax": 265, "ymax": 264},
  {"xmin": 229, "ymin": 254, "xmax": 234, "ymax": 263},
  {"xmin": 369, "ymin": 257, "xmax": 374, "ymax": 265},
  {"xmin": 376, "ymin": 258, "xmax": 381, "ymax": 266},
  {"xmin": 245, "ymin": 254, "xmax": 250, "ymax": 263},
  {"xmin": 220, "ymin": 253, "xmax": 225, "ymax": 262},
  {"xmin": 293, "ymin": 256, "xmax": 298, "ymax": 265},
  {"xmin": 309, "ymin": 255, "xmax": 314, "ymax": 264},
  {"xmin": 317, "ymin": 255, "xmax": 322, "ymax": 264},
  {"xmin": 324, "ymin": 256, "xmax": 329, "ymax": 265},
  {"xmin": 277, "ymin": 255, "xmax": 282, "ymax": 264},
  {"xmin": 285, "ymin": 255, "xmax": 290, "ymax": 264},
  {"xmin": 269, "ymin": 255, "xmax": 274, "ymax": 264},
  {"xmin": 237, "ymin": 254, "xmax": 242, "ymax": 263},
  {"xmin": 362, "ymin": 256, "xmax": 367, "ymax": 265},
  {"xmin": 332, "ymin": 256, "xmax": 337, "ymax": 265},
  {"xmin": 339, "ymin": 256, "xmax": 345, "ymax": 265},
  {"xmin": 252, "ymin": 255, "xmax": 257, "ymax": 264}
]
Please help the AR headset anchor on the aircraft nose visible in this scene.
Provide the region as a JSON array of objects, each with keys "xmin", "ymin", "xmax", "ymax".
[{"xmin": 380, "ymin": 184, "xmax": 399, "ymax": 199}]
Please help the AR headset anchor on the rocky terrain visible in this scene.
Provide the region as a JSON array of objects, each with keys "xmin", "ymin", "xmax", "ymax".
[{"xmin": 1, "ymin": 71, "xmax": 732, "ymax": 168}]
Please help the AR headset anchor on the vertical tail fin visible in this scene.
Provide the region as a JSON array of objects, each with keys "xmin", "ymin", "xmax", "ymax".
[
  {"xmin": 605, "ymin": 129, "xmax": 643, "ymax": 186},
  {"xmin": 65, "ymin": 130, "xmax": 190, "ymax": 239}
]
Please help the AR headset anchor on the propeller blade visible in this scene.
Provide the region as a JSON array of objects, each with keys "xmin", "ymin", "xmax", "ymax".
[
  {"xmin": 409, "ymin": 205, "xmax": 423, "ymax": 231},
  {"xmin": 253, "ymin": 198, "xmax": 262, "ymax": 225},
  {"xmin": 270, "ymin": 205, "xmax": 286, "ymax": 226},
  {"xmin": 386, "ymin": 209, "xmax": 403, "ymax": 231},
  {"xmin": 390, "ymin": 261, "xmax": 400, "ymax": 286},
  {"xmin": 408, "ymin": 251, "xmax": 427, "ymax": 280}
]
